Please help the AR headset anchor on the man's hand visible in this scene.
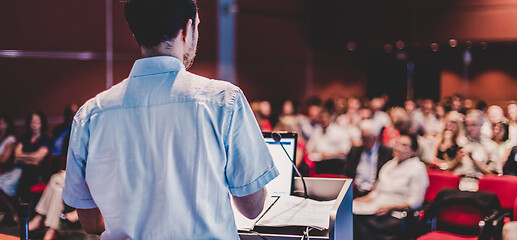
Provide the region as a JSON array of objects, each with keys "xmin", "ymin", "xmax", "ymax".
[{"xmin": 374, "ymin": 207, "xmax": 391, "ymax": 216}]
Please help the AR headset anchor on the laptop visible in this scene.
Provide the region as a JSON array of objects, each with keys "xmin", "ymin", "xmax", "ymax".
[
  {"xmin": 233, "ymin": 132, "xmax": 298, "ymax": 230},
  {"xmin": 262, "ymin": 132, "xmax": 297, "ymax": 197}
]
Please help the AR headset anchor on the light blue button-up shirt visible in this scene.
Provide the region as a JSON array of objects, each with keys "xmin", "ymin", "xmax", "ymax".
[{"xmin": 63, "ymin": 56, "xmax": 278, "ymax": 240}]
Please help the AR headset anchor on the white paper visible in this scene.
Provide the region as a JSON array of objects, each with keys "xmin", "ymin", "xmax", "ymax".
[
  {"xmin": 232, "ymin": 196, "xmax": 279, "ymax": 231},
  {"xmin": 254, "ymin": 195, "xmax": 335, "ymax": 230}
]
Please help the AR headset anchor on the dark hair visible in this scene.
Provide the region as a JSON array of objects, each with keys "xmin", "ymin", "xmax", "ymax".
[
  {"xmin": 124, "ymin": 0, "xmax": 197, "ymax": 48},
  {"xmin": 0, "ymin": 113, "xmax": 15, "ymax": 137},
  {"xmin": 400, "ymin": 132, "xmax": 419, "ymax": 152},
  {"xmin": 25, "ymin": 110, "xmax": 48, "ymax": 135},
  {"xmin": 306, "ymin": 96, "xmax": 322, "ymax": 107},
  {"xmin": 495, "ymin": 120, "xmax": 510, "ymax": 142}
]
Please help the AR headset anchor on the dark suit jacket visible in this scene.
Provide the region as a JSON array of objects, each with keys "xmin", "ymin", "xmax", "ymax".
[
  {"xmin": 344, "ymin": 144, "xmax": 393, "ymax": 179},
  {"xmin": 503, "ymin": 146, "xmax": 517, "ymax": 176}
]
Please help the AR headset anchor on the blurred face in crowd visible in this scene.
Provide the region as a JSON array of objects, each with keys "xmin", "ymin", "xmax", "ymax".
[
  {"xmin": 361, "ymin": 129, "xmax": 378, "ymax": 151},
  {"xmin": 30, "ymin": 114, "xmax": 42, "ymax": 135},
  {"xmin": 492, "ymin": 122, "xmax": 507, "ymax": 142},
  {"xmin": 308, "ymin": 105, "xmax": 321, "ymax": 122},
  {"xmin": 0, "ymin": 118, "xmax": 7, "ymax": 135},
  {"xmin": 348, "ymin": 98, "xmax": 360, "ymax": 112},
  {"xmin": 259, "ymin": 101, "xmax": 271, "ymax": 118},
  {"xmin": 465, "ymin": 114, "xmax": 482, "ymax": 140},
  {"xmin": 487, "ymin": 105, "xmax": 504, "ymax": 124},
  {"xmin": 282, "ymin": 100, "xmax": 294, "ymax": 115},
  {"xmin": 464, "ymin": 99, "xmax": 474, "ymax": 110},
  {"xmin": 335, "ymin": 97, "xmax": 347, "ymax": 113},
  {"xmin": 452, "ymin": 97, "xmax": 463, "ymax": 111},
  {"xmin": 393, "ymin": 135, "xmax": 415, "ymax": 162},
  {"xmin": 445, "ymin": 120, "xmax": 459, "ymax": 134},
  {"xmin": 507, "ymin": 103, "xmax": 517, "ymax": 121},
  {"xmin": 404, "ymin": 100, "xmax": 416, "ymax": 114},
  {"xmin": 423, "ymin": 99, "xmax": 434, "ymax": 115},
  {"xmin": 370, "ymin": 98, "xmax": 384, "ymax": 112},
  {"xmin": 319, "ymin": 111, "xmax": 332, "ymax": 129},
  {"xmin": 435, "ymin": 105, "xmax": 445, "ymax": 118},
  {"xmin": 359, "ymin": 108, "xmax": 372, "ymax": 120}
]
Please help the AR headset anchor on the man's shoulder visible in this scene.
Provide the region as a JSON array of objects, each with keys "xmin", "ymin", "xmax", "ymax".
[
  {"xmin": 74, "ymin": 79, "xmax": 131, "ymax": 121},
  {"xmin": 174, "ymin": 71, "xmax": 242, "ymax": 107}
]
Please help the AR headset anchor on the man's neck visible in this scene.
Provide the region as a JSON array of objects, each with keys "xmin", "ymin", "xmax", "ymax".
[{"xmin": 141, "ymin": 42, "xmax": 183, "ymax": 60}]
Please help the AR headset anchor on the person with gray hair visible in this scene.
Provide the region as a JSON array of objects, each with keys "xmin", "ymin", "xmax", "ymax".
[
  {"xmin": 344, "ymin": 119, "xmax": 393, "ymax": 197},
  {"xmin": 451, "ymin": 109, "xmax": 499, "ymax": 177}
]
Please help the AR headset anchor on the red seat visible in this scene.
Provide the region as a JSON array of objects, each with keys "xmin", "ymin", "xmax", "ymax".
[
  {"xmin": 478, "ymin": 175, "xmax": 517, "ymax": 214},
  {"xmin": 30, "ymin": 182, "xmax": 47, "ymax": 193},
  {"xmin": 417, "ymin": 189, "xmax": 502, "ymax": 240},
  {"xmin": 424, "ymin": 169, "xmax": 461, "ymax": 203},
  {"xmin": 417, "ymin": 231, "xmax": 477, "ymax": 240}
]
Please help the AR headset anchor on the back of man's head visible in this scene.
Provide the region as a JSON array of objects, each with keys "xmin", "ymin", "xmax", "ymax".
[{"xmin": 124, "ymin": 0, "xmax": 197, "ymax": 48}]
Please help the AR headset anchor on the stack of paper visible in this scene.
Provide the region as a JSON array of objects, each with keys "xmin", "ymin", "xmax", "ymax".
[{"xmin": 233, "ymin": 195, "xmax": 336, "ymax": 231}]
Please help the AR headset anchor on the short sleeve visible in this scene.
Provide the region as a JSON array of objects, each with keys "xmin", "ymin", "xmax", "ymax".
[
  {"xmin": 224, "ymin": 90, "xmax": 279, "ymax": 197},
  {"xmin": 62, "ymin": 115, "xmax": 97, "ymax": 209}
]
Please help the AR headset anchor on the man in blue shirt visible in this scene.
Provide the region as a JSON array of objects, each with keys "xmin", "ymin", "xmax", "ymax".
[{"xmin": 62, "ymin": 0, "xmax": 278, "ymax": 239}]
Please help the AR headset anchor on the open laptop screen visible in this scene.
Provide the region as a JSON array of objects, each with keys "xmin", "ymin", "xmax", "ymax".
[{"xmin": 262, "ymin": 132, "xmax": 297, "ymax": 197}]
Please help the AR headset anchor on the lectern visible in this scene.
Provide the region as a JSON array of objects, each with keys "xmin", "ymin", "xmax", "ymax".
[{"xmin": 238, "ymin": 177, "xmax": 353, "ymax": 240}]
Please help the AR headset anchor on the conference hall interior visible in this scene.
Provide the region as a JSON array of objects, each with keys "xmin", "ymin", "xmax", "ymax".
[{"xmin": 1, "ymin": 0, "xmax": 517, "ymax": 239}]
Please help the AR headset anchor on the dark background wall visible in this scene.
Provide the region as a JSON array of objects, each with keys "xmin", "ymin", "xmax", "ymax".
[{"xmin": 2, "ymin": 0, "xmax": 517, "ymax": 134}]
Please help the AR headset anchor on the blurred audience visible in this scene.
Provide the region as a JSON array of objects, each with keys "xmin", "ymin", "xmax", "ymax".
[{"xmin": 344, "ymin": 120, "xmax": 393, "ymax": 197}]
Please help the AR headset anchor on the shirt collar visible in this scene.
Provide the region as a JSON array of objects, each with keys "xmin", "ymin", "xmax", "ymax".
[
  {"xmin": 129, "ymin": 56, "xmax": 186, "ymax": 77},
  {"xmin": 364, "ymin": 142, "xmax": 380, "ymax": 155}
]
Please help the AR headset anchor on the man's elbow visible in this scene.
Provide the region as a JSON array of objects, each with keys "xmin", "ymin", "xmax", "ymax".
[
  {"xmin": 82, "ymin": 225, "xmax": 105, "ymax": 235},
  {"xmin": 233, "ymin": 187, "xmax": 266, "ymax": 219},
  {"xmin": 241, "ymin": 204, "xmax": 264, "ymax": 219}
]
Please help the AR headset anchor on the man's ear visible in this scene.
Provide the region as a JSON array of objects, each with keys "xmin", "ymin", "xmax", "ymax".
[{"xmin": 181, "ymin": 18, "xmax": 194, "ymax": 43}]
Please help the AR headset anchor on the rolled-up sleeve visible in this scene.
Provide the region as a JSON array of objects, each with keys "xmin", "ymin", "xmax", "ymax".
[
  {"xmin": 62, "ymin": 115, "xmax": 97, "ymax": 209},
  {"xmin": 224, "ymin": 90, "xmax": 279, "ymax": 197}
]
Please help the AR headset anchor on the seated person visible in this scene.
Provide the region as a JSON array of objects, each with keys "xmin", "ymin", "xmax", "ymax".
[
  {"xmin": 450, "ymin": 110, "xmax": 499, "ymax": 177},
  {"xmin": 28, "ymin": 106, "xmax": 78, "ymax": 240},
  {"xmin": 28, "ymin": 171, "xmax": 78, "ymax": 240},
  {"xmin": 0, "ymin": 111, "xmax": 50, "ymax": 223},
  {"xmin": 0, "ymin": 111, "xmax": 50, "ymax": 200},
  {"xmin": 0, "ymin": 113, "xmax": 16, "ymax": 172},
  {"xmin": 492, "ymin": 120, "xmax": 515, "ymax": 174},
  {"xmin": 344, "ymin": 120, "xmax": 393, "ymax": 197},
  {"xmin": 306, "ymin": 109, "xmax": 351, "ymax": 175},
  {"xmin": 353, "ymin": 133, "xmax": 429, "ymax": 240}
]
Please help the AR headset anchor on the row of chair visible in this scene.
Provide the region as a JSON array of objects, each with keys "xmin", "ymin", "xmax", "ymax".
[{"xmin": 418, "ymin": 170, "xmax": 517, "ymax": 240}]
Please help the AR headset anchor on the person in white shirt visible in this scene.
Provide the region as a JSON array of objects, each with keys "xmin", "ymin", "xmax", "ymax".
[
  {"xmin": 306, "ymin": 109, "xmax": 352, "ymax": 175},
  {"xmin": 353, "ymin": 133, "xmax": 429, "ymax": 239}
]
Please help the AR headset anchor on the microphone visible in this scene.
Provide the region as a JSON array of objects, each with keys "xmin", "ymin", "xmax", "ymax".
[{"xmin": 271, "ymin": 132, "xmax": 308, "ymax": 198}]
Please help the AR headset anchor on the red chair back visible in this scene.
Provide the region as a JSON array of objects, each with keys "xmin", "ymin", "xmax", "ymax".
[
  {"xmin": 478, "ymin": 175, "xmax": 517, "ymax": 211},
  {"xmin": 514, "ymin": 196, "xmax": 517, "ymax": 219},
  {"xmin": 438, "ymin": 205, "xmax": 484, "ymax": 228},
  {"xmin": 425, "ymin": 170, "xmax": 461, "ymax": 203}
]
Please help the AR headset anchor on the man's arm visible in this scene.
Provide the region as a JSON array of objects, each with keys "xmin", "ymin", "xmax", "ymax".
[
  {"xmin": 231, "ymin": 187, "xmax": 266, "ymax": 219},
  {"xmin": 77, "ymin": 208, "xmax": 105, "ymax": 235}
]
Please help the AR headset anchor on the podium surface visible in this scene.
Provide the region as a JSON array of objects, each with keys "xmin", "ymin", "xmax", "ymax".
[{"xmin": 238, "ymin": 177, "xmax": 353, "ymax": 240}]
